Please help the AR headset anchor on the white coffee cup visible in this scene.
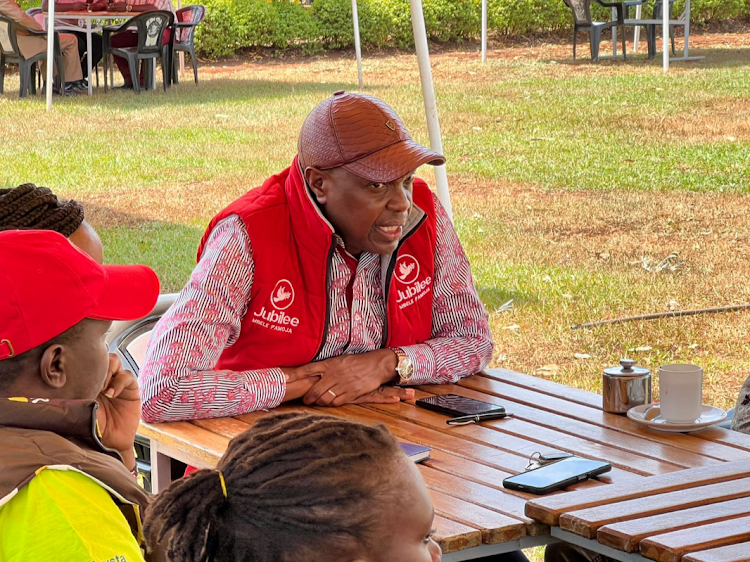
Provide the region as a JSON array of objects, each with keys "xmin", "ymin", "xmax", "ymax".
[{"xmin": 658, "ymin": 364, "xmax": 703, "ymax": 423}]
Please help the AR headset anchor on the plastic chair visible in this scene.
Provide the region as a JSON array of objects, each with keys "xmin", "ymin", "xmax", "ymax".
[
  {"xmin": 102, "ymin": 10, "xmax": 174, "ymax": 94},
  {"xmin": 107, "ymin": 293, "xmax": 177, "ymax": 492},
  {"xmin": 0, "ymin": 14, "xmax": 64, "ymax": 97},
  {"xmin": 172, "ymin": 4, "xmax": 204, "ymax": 85},
  {"xmin": 563, "ymin": 0, "xmax": 627, "ymax": 62},
  {"xmin": 653, "ymin": 0, "xmax": 677, "ymax": 55},
  {"xmin": 24, "ymin": 7, "xmax": 44, "ymax": 90}
]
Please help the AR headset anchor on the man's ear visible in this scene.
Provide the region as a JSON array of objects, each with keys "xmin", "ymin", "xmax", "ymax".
[
  {"xmin": 39, "ymin": 344, "xmax": 67, "ymax": 389},
  {"xmin": 305, "ymin": 167, "xmax": 328, "ymax": 205}
]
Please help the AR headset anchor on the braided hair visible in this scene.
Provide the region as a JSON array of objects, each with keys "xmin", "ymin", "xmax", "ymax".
[
  {"xmin": 0, "ymin": 183, "xmax": 84, "ymax": 237},
  {"xmin": 144, "ymin": 412, "xmax": 408, "ymax": 562}
]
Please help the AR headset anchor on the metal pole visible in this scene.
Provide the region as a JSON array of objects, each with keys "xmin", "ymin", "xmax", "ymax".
[
  {"xmin": 352, "ymin": 0, "xmax": 364, "ymax": 89},
  {"xmin": 481, "ymin": 0, "xmax": 487, "ymax": 63},
  {"xmin": 611, "ymin": 7, "xmax": 617, "ymax": 56},
  {"xmin": 663, "ymin": 0, "xmax": 669, "ymax": 71},
  {"xmin": 633, "ymin": 3, "xmax": 642, "ymax": 53},
  {"xmin": 571, "ymin": 303, "xmax": 750, "ymax": 330},
  {"xmin": 178, "ymin": 0, "xmax": 184, "ymax": 75},
  {"xmin": 409, "ymin": 0, "xmax": 452, "ymax": 220},
  {"xmin": 86, "ymin": 18, "xmax": 93, "ymax": 95},
  {"xmin": 683, "ymin": 0, "xmax": 690, "ymax": 58},
  {"xmin": 45, "ymin": 0, "xmax": 55, "ymax": 110}
]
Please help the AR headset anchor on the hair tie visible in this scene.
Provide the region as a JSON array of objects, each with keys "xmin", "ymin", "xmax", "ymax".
[{"xmin": 218, "ymin": 471, "xmax": 228, "ymax": 499}]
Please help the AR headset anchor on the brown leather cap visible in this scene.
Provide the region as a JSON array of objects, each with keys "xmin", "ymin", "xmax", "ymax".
[{"xmin": 298, "ymin": 91, "xmax": 445, "ymax": 183}]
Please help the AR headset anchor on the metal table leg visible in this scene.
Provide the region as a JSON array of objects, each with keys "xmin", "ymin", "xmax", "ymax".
[{"xmin": 86, "ymin": 18, "xmax": 93, "ymax": 95}]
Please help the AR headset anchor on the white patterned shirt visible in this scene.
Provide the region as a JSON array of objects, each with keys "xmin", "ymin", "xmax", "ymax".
[{"xmin": 140, "ymin": 192, "xmax": 492, "ymax": 422}]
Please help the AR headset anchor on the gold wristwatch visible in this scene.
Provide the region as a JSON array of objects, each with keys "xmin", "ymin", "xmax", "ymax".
[{"xmin": 394, "ymin": 348, "xmax": 414, "ymax": 385}]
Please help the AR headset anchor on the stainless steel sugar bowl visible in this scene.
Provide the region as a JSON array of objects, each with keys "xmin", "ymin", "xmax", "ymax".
[{"xmin": 603, "ymin": 359, "xmax": 651, "ymax": 414}]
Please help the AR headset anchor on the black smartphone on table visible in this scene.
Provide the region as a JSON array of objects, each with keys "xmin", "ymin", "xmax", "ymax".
[
  {"xmin": 502, "ymin": 456, "xmax": 612, "ymax": 495},
  {"xmin": 415, "ymin": 394, "xmax": 505, "ymax": 418}
]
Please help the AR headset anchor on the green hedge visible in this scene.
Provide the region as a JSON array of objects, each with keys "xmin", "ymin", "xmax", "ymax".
[
  {"xmin": 194, "ymin": 0, "xmax": 750, "ymax": 58},
  {"xmin": 17, "ymin": 0, "xmax": 750, "ymax": 58}
]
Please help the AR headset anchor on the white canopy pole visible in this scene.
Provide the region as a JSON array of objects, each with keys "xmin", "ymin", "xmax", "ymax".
[
  {"xmin": 481, "ymin": 0, "xmax": 487, "ymax": 62},
  {"xmin": 352, "ymin": 0, "xmax": 364, "ymax": 89},
  {"xmin": 662, "ymin": 0, "xmax": 669, "ymax": 71},
  {"xmin": 45, "ymin": 0, "xmax": 55, "ymax": 110},
  {"xmin": 409, "ymin": 0, "xmax": 452, "ymax": 220},
  {"xmin": 633, "ymin": 4, "xmax": 642, "ymax": 53}
]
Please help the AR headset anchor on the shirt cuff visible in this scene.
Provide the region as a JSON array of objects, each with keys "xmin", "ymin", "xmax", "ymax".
[
  {"xmin": 397, "ymin": 344, "xmax": 436, "ymax": 385},
  {"xmin": 243, "ymin": 368, "xmax": 287, "ymax": 411}
]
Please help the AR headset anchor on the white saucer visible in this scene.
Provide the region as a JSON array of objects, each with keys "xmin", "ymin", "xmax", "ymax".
[{"xmin": 627, "ymin": 404, "xmax": 727, "ymax": 433}]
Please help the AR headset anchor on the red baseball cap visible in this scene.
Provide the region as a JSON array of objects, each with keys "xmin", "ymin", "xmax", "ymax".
[
  {"xmin": 297, "ymin": 92, "xmax": 445, "ymax": 183},
  {"xmin": 0, "ymin": 230, "xmax": 160, "ymax": 361}
]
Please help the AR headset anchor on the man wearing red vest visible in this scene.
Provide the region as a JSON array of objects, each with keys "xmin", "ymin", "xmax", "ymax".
[{"xmin": 140, "ymin": 92, "xmax": 494, "ymax": 423}]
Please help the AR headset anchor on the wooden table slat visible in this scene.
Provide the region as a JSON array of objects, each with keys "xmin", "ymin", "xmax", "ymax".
[
  {"xmin": 481, "ymin": 369, "xmax": 602, "ymax": 409},
  {"xmin": 639, "ymin": 515, "xmax": 750, "ymax": 562},
  {"xmin": 432, "ymin": 514, "xmax": 483, "ymax": 553},
  {"xmin": 560, "ymin": 478, "xmax": 750, "ymax": 539},
  {"xmin": 138, "ymin": 421, "xmax": 228, "ymax": 466},
  {"xmin": 418, "ymin": 464, "xmax": 539, "ymax": 527},
  {"xmin": 430, "ymin": 489, "xmax": 528, "ymax": 544},
  {"xmin": 426, "ymin": 384, "xmax": 723, "ymax": 469},
  {"xmin": 462, "ymin": 375, "xmax": 750, "ymax": 462},
  {"xmin": 596, "ymin": 497, "xmax": 750, "ymax": 552},
  {"xmin": 367, "ymin": 398, "xmax": 681, "ymax": 477},
  {"xmin": 682, "ymin": 542, "xmax": 750, "ymax": 562},
  {"xmin": 480, "ymin": 371, "xmax": 750, "ymax": 453},
  {"xmin": 525, "ymin": 460, "xmax": 750, "ymax": 526}
]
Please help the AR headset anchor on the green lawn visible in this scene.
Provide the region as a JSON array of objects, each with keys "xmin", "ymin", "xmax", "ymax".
[{"xmin": 3, "ymin": 32, "xmax": 750, "ymax": 415}]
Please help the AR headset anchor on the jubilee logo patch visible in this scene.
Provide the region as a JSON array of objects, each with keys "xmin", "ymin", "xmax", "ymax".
[
  {"xmin": 252, "ymin": 279, "xmax": 300, "ymax": 334},
  {"xmin": 271, "ymin": 279, "xmax": 295, "ymax": 310},
  {"xmin": 394, "ymin": 254, "xmax": 432, "ymax": 310},
  {"xmin": 395, "ymin": 254, "xmax": 420, "ymax": 285}
]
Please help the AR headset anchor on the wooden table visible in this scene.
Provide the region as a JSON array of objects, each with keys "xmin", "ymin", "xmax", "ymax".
[{"xmin": 138, "ymin": 369, "xmax": 750, "ymax": 561}]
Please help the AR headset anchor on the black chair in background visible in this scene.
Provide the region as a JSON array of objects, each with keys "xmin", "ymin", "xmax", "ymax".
[
  {"xmin": 102, "ymin": 10, "xmax": 174, "ymax": 94},
  {"xmin": 172, "ymin": 4, "xmax": 205, "ymax": 85},
  {"xmin": 653, "ymin": 0, "xmax": 677, "ymax": 55},
  {"xmin": 563, "ymin": 0, "xmax": 628, "ymax": 62},
  {"xmin": 24, "ymin": 6, "xmax": 44, "ymax": 91},
  {"xmin": 0, "ymin": 14, "xmax": 64, "ymax": 97}
]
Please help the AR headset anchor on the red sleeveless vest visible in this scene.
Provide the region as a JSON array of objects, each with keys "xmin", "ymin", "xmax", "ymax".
[{"xmin": 197, "ymin": 158, "xmax": 437, "ymax": 371}]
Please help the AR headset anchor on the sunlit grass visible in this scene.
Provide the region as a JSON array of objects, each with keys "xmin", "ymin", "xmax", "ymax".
[{"xmin": 2, "ymin": 31, "xmax": 750, "ymax": 416}]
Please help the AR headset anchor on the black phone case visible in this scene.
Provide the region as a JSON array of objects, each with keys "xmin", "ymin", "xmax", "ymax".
[
  {"xmin": 415, "ymin": 394, "xmax": 505, "ymax": 418},
  {"xmin": 502, "ymin": 461, "xmax": 611, "ymax": 495}
]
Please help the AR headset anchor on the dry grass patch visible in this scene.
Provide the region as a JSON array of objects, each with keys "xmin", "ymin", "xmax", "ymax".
[
  {"xmin": 613, "ymin": 97, "xmax": 750, "ymax": 143},
  {"xmin": 452, "ymin": 177, "xmax": 750, "ymax": 409}
]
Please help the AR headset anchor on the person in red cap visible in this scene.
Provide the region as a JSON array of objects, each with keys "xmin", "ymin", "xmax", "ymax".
[
  {"xmin": 140, "ymin": 92, "xmax": 494, "ymax": 424},
  {"xmin": 0, "ymin": 230, "xmax": 161, "ymax": 561}
]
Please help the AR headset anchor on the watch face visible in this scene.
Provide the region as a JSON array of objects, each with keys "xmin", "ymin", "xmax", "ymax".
[{"xmin": 397, "ymin": 356, "xmax": 414, "ymax": 379}]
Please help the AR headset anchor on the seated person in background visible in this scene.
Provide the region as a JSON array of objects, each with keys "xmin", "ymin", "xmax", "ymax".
[
  {"xmin": 140, "ymin": 92, "xmax": 493, "ymax": 422},
  {"xmin": 0, "ymin": 183, "xmax": 103, "ymax": 262},
  {"xmin": 0, "ymin": 230, "xmax": 160, "ymax": 561},
  {"xmin": 29, "ymin": 8, "xmax": 103, "ymax": 90},
  {"xmin": 0, "ymin": 0, "xmax": 84, "ymax": 93},
  {"xmin": 145, "ymin": 412, "xmax": 443, "ymax": 562},
  {"xmin": 109, "ymin": 0, "xmax": 175, "ymax": 89}
]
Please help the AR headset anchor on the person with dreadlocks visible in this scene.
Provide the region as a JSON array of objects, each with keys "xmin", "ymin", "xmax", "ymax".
[
  {"xmin": 140, "ymin": 92, "xmax": 493, "ymax": 423},
  {"xmin": 144, "ymin": 411, "xmax": 529, "ymax": 562},
  {"xmin": 144, "ymin": 412, "xmax": 441, "ymax": 562},
  {"xmin": 0, "ymin": 183, "xmax": 103, "ymax": 263},
  {"xmin": 0, "ymin": 229, "xmax": 161, "ymax": 561}
]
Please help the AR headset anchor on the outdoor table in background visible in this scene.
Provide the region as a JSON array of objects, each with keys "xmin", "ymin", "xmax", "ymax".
[
  {"xmin": 43, "ymin": 0, "xmax": 184, "ymax": 96},
  {"xmin": 138, "ymin": 369, "xmax": 750, "ymax": 561},
  {"xmin": 43, "ymin": 10, "xmax": 133, "ymax": 95}
]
